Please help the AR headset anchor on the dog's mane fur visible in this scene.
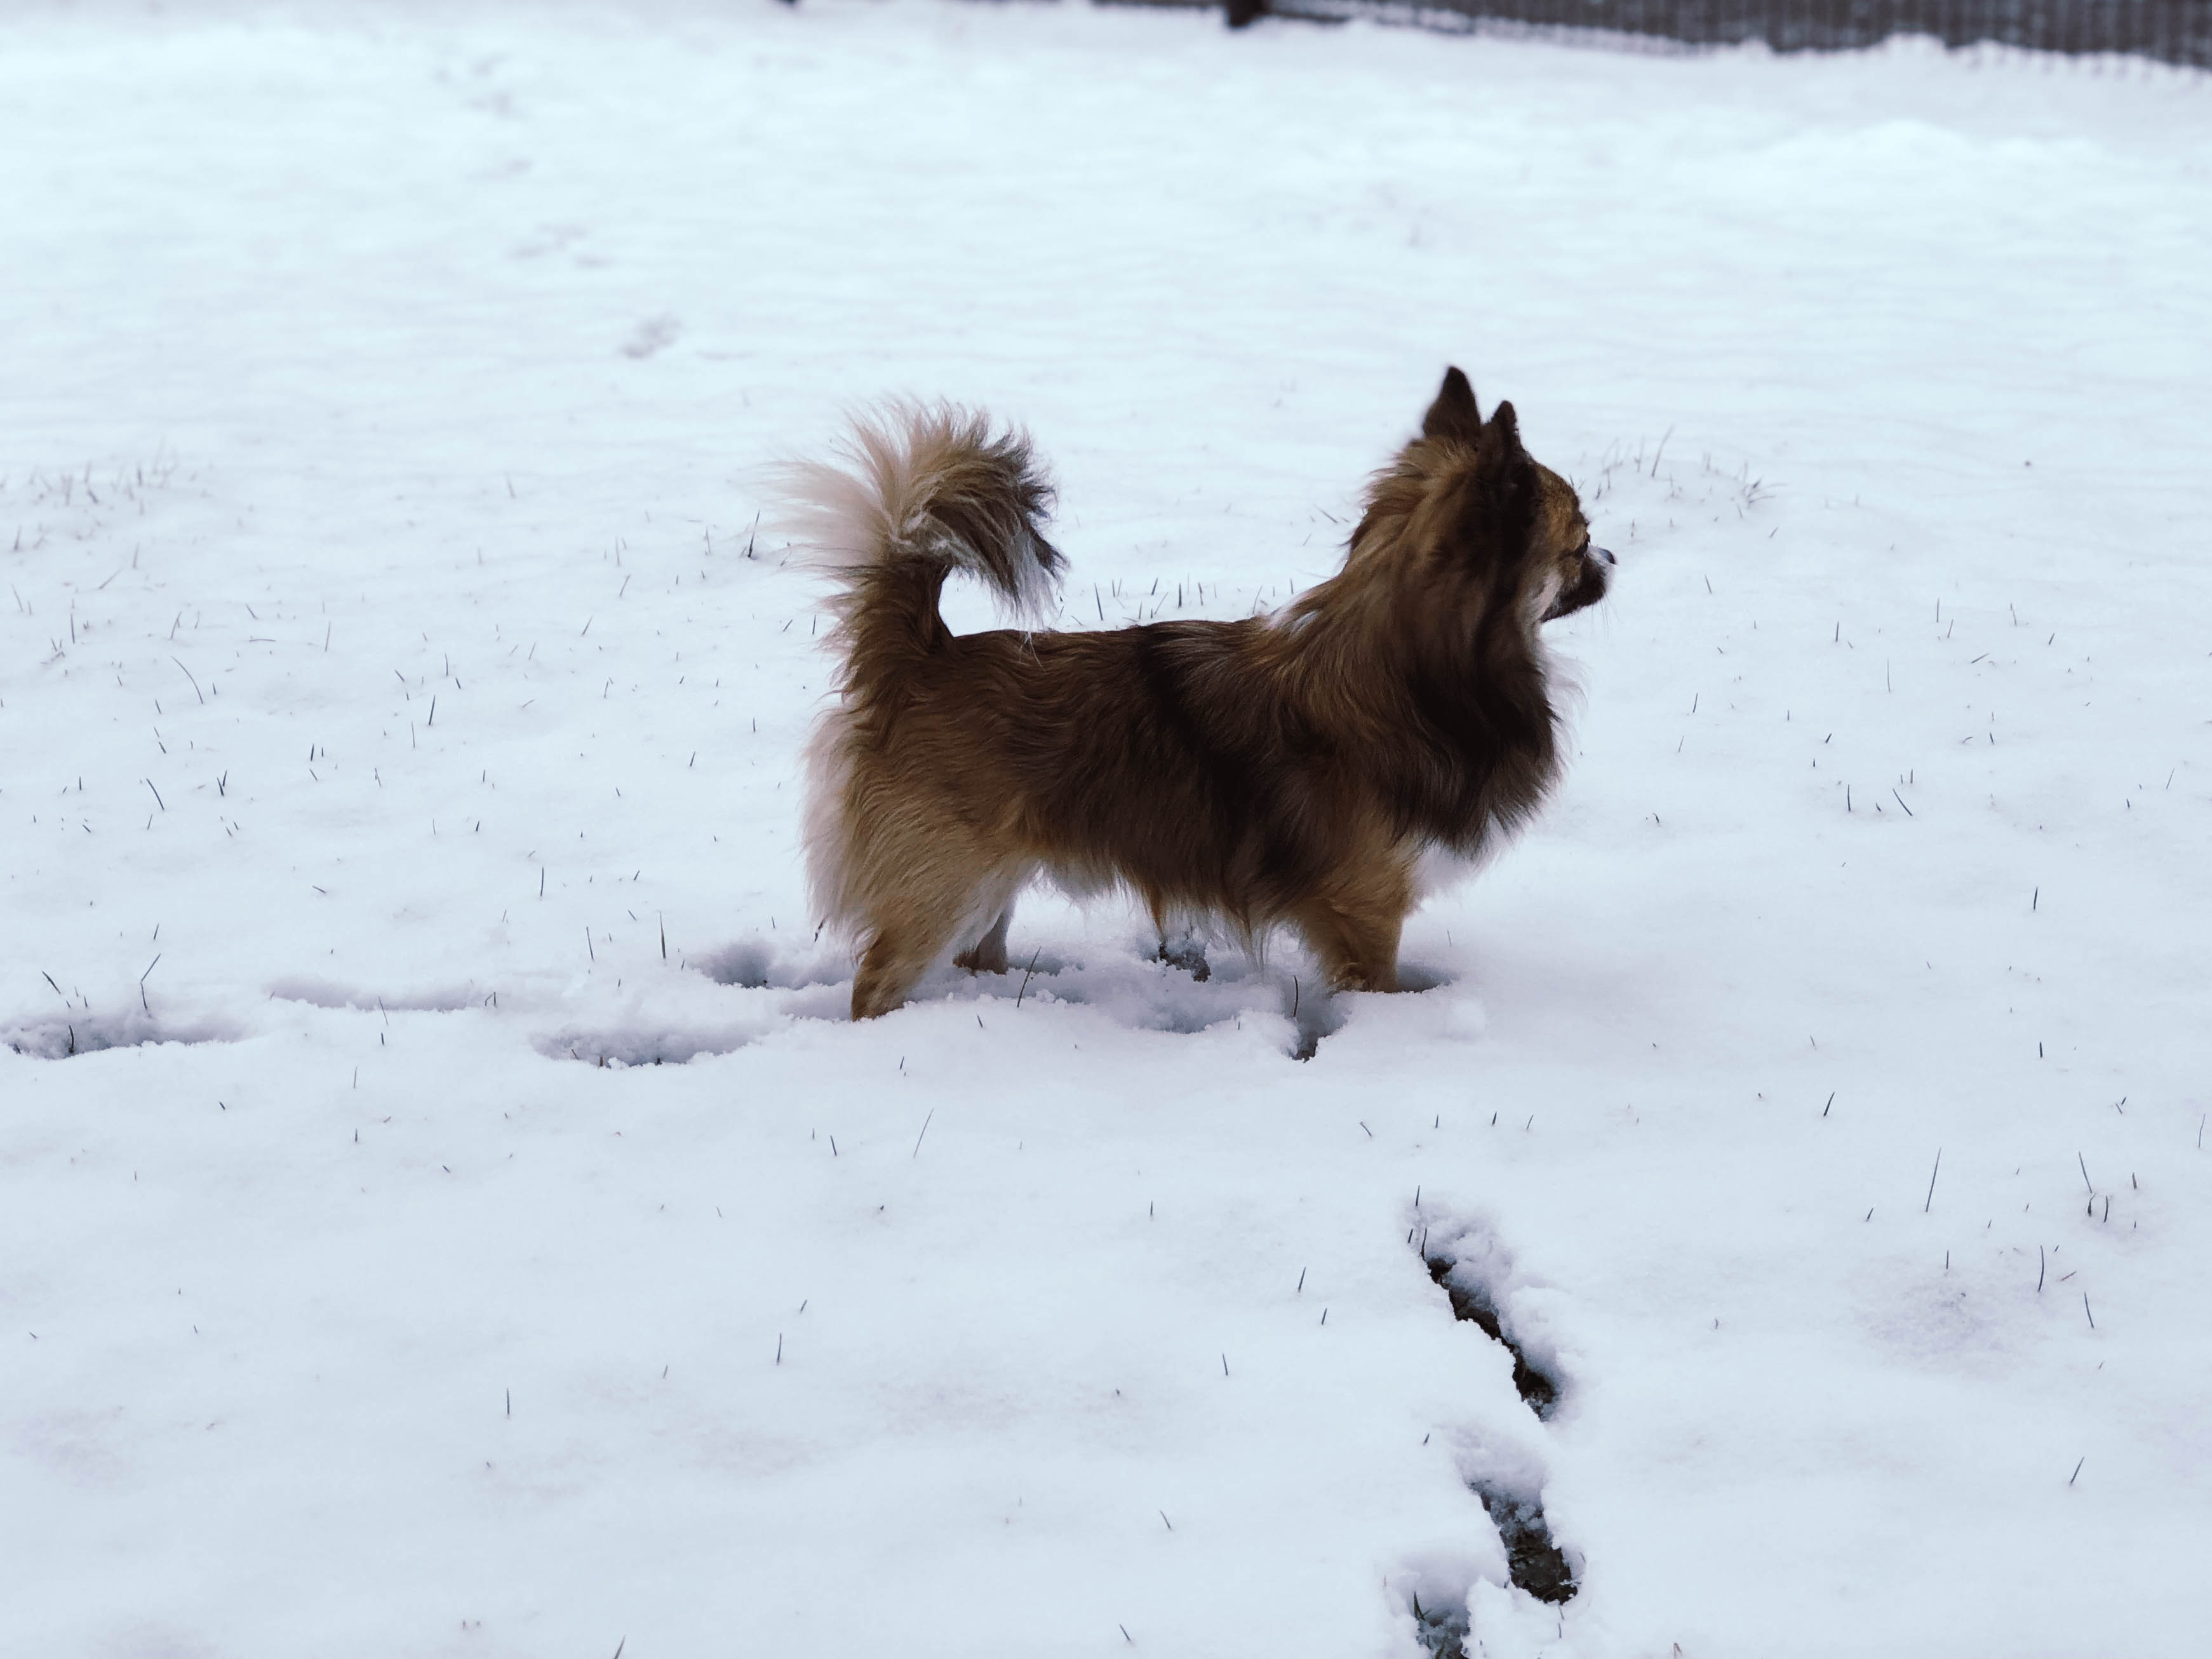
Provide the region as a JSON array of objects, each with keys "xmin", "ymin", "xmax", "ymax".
[{"xmin": 786, "ymin": 370, "xmax": 1611, "ymax": 1018}]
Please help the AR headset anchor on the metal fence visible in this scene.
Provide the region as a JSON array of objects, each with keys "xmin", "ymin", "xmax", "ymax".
[{"xmin": 1173, "ymin": 0, "xmax": 2212, "ymax": 66}]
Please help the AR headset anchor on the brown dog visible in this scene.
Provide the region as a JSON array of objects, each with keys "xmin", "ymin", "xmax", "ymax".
[{"xmin": 786, "ymin": 368, "xmax": 1612, "ymax": 1019}]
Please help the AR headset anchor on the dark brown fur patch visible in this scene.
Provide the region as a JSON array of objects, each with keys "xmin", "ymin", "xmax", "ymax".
[{"xmin": 791, "ymin": 372, "xmax": 1611, "ymax": 1019}]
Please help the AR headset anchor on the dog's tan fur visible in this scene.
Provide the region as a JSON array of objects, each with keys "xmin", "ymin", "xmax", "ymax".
[{"xmin": 786, "ymin": 369, "xmax": 1612, "ymax": 1019}]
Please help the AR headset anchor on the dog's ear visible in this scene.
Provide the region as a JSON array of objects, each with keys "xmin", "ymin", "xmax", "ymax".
[
  {"xmin": 1470, "ymin": 400, "xmax": 1538, "ymax": 546},
  {"xmin": 1422, "ymin": 366, "xmax": 1483, "ymax": 443},
  {"xmin": 1473, "ymin": 400, "xmax": 1532, "ymax": 494},
  {"xmin": 1482, "ymin": 399, "xmax": 1525, "ymax": 457}
]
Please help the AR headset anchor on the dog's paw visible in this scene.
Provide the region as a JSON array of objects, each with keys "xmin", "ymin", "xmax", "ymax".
[{"xmin": 1155, "ymin": 936, "xmax": 1211, "ymax": 981}]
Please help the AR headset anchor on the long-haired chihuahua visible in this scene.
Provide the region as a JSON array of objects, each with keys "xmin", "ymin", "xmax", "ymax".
[{"xmin": 784, "ymin": 368, "xmax": 1612, "ymax": 1019}]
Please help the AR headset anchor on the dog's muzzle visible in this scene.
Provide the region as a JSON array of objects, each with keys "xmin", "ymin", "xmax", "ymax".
[{"xmin": 1544, "ymin": 546, "xmax": 1615, "ymax": 621}]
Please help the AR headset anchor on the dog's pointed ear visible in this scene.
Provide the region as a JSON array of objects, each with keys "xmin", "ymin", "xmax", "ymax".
[
  {"xmin": 1421, "ymin": 366, "xmax": 1482, "ymax": 442},
  {"xmin": 1484, "ymin": 399, "xmax": 1525, "ymax": 456},
  {"xmin": 1474, "ymin": 400, "xmax": 1538, "ymax": 532}
]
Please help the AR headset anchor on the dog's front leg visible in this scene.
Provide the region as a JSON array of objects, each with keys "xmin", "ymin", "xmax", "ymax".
[{"xmin": 1293, "ymin": 891, "xmax": 1407, "ymax": 995}]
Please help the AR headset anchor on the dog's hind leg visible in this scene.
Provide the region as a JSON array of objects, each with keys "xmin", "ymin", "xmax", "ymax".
[
  {"xmin": 953, "ymin": 906, "xmax": 1014, "ymax": 975},
  {"xmin": 951, "ymin": 864, "xmax": 1028, "ymax": 974},
  {"xmin": 848, "ymin": 854, "xmax": 1012, "ymax": 1017},
  {"xmin": 852, "ymin": 913, "xmax": 960, "ymax": 1019}
]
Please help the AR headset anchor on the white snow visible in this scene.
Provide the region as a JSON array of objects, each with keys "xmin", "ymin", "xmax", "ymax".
[{"xmin": 4, "ymin": 3, "xmax": 2209, "ymax": 1655}]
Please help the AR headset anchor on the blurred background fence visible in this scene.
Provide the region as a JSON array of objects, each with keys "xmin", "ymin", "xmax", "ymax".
[{"xmin": 1132, "ymin": 0, "xmax": 2212, "ymax": 65}]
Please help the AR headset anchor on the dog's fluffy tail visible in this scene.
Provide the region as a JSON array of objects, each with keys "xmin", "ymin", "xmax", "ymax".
[{"xmin": 782, "ymin": 402, "xmax": 1062, "ymax": 683}]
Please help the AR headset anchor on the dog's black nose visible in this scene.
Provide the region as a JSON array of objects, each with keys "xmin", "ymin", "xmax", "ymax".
[{"xmin": 1592, "ymin": 546, "xmax": 1616, "ymax": 567}]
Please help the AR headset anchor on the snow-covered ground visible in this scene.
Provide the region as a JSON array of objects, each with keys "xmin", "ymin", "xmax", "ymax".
[{"xmin": 5, "ymin": 3, "xmax": 2209, "ymax": 1654}]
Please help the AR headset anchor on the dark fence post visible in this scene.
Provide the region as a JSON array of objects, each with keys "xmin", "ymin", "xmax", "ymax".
[{"xmin": 1192, "ymin": 0, "xmax": 2212, "ymax": 69}]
